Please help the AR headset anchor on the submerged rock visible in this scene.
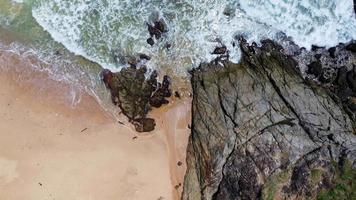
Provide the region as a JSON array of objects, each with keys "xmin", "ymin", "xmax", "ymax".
[
  {"xmin": 102, "ymin": 65, "xmax": 171, "ymax": 132},
  {"xmin": 183, "ymin": 40, "xmax": 356, "ymax": 200}
]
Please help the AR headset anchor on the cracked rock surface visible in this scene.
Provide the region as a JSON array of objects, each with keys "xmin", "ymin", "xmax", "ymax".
[{"xmin": 183, "ymin": 40, "xmax": 356, "ymax": 200}]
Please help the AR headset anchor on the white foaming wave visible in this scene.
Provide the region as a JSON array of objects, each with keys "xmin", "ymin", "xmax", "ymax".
[
  {"xmin": 10, "ymin": 0, "xmax": 24, "ymax": 3},
  {"xmin": 32, "ymin": 0, "xmax": 149, "ymax": 72},
  {"xmin": 0, "ymin": 41, "xmax": 87, "ymax": 106},
  {"xmin": 31, "ymin": 0, "xmax": 356, "ymax": 76},
  {"xmin": 31, "ymin": 0, "xmax": 277, "ymax": 75},
  {"xmin": 32, "ymin": 0, "xmax": 115, "ymax": 70},
  {"xmin": 0, "ymin": 40, "xmax": 122, "ymax": 120},
  {"xmin": 238, "ymin": 0, "xmax": 356, "ymax": 49}
]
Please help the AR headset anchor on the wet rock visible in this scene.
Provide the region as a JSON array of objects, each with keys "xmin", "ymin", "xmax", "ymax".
[
  {"xmin": 154, "ymin": 19, "xmax": 167, "ymax": 33},
  {"xmin": 147, "ymin": 38, "xmax": 155, "ymax": 46},
  {"xmin": 346, "ymin": 43, "xmax": 356, "ymax": 52},
  {"xmin": 223, "ymin": 6, "xmax": 235, "ymax": 17},
  {"xmin": 139, "ymin": 53, "xmax": 151, "ymax": 61},
  {"xmin": 328, "ymin": 47, "xmax": 337, "ymax": 58},
  {"xmin": 147, "ymin": 19, "xmax": 167, "ymax": 40},
  {"xmin": 165, "ymin": 43, "xmax": 172, "ymax": 50},
  {"xmin": 133, "ymin": 118, "xmax": 156, "ymax": 132},
  {"xmin": 307, "ymin": 61, "xmax": 323, "ymax": 77},
  {"xmin": 149, "ymin": 75, "xmax": 172, "ymax": 107},
  {"xmin": 183, "ymin": 40, "xmax": 356, "ymax": 200},
  {"xmin": 102, "ymin": 65, "xmax": 171, "ymax": 132},
  {"xmin": 212, "ymin": 46, "xmax": 227, "ymax": 55},
  {"xmin": 311, "ymin": 45, "xmax": 324, "ymax": 51},
  {"xmin": 147, "ymin": 23, "xmax": 161, "ymax": 39}
]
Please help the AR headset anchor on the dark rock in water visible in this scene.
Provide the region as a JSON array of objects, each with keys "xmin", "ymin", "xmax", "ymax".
[
  {"xmin": 147, "ymin": 20, "xmax": 166, "ymax": 40},
  {"xmin": 307, "ymin": 61, "xmax": 323, "ymax": 77},
  {"xmin": 311, "ymin": 45, "xmax": 324, "ymax": 51},
  {"xmin": 133, "ymin": 118, "xmax": 156, "ymax": 132},
  {"xmin": 346, "ymin": 43, "xmax": 356, "ymax": 52},
  {"xmin": 102, "ymin": 65, "xmax": 171, "ymax": 132},
  {"xmin": 212, "ymin": 46, "xmax": 227, "ymax": 55},
  {"xmin": 328, "ymin": 47, "xmax": 337, "ymax": 58},
  {"xmin": 147, "ymin": 23, "xmax": 160, "ymax": 38},
  {"xmin": 147, "ymin": 38, "xmax": 155, "ymax": 46},
  {"xmin": 139, "ymin": 53, "xmax": 151, "ymax": 61},
  {"xmin": 223, "ymin": 6, "xmax": 235, "ymax": 17},
  {"xmin": 183, "ymin": 40, "xmax": 356, "ymax": 200},
  {"xmin": 165, "ymin": 43, "xmax": 172, "ymax": 50},
  {"xmin": 154, "ymin": 19, "xmax": 167, "ymax": 33}
]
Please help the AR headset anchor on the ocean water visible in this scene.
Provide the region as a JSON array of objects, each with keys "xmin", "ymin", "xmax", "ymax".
[{"xmin": 0, "ymin": 0, "xmax": 356, "ymax": 111}]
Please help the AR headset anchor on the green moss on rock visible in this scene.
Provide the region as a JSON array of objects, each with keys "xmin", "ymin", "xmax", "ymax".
[
  {"xmin": 317, "ymin": 160, "xmax": 356, "ymax": 200},
  {"xmin": 262, "ymin": 169, "xmax": 291, "ymax": 200}
]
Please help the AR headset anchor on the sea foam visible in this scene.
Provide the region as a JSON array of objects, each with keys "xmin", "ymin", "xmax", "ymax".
[{"xmin": 31, "ymin": 0, "xmax": 356, "ymax": 75}]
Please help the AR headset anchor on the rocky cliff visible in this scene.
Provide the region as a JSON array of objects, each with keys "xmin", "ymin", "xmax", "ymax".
[{"xmin": 183, "ymin": 39, "xmax": 356, "ymax": 200}]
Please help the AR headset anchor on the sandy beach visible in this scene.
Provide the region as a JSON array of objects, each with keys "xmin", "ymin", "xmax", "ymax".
[{"xmin": 0, "ymin": 66, "xmax": 190, "ymax": 200}]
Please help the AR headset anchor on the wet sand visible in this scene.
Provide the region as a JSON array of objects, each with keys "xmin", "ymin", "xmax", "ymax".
[{"xmin": 0, "ymin": 66, "xmax": 191, "ymax": 199}]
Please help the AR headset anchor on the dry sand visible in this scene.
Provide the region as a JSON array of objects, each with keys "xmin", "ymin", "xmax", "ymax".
[{"xmin": 0, "ymin": 68, "xmax": 191, "ymax": 200}]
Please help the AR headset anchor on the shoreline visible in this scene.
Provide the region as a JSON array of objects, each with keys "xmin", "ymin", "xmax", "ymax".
[{"xmin": 0, "ymin": 64, "xmax": 191, "ymax": 199}]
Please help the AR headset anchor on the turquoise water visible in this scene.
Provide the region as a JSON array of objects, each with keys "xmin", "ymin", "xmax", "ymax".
[{"xmin": 0, "ymin": 0, "xmax": 356, "ymax": 111}]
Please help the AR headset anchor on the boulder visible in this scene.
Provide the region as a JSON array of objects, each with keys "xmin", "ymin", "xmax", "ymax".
[
  {"xmin": 147, "ymin": 38, "xmax": 155, "ymax": 46},
  {"xmin": 133, "ymin": 118, "xmax": 156, "ymax": 132},
  {"xmin": 102, "ymin": 65, "xmax": 171, "ymax": 132}
]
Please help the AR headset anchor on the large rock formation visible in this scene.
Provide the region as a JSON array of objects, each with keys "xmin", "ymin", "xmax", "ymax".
[
  {"xmin": 102, "ymin": 65, "xmax": 171, "ymax": 132},
  {"xmin": 183, "ymin": 40, "xmax": 356, "ymax": 200}
]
